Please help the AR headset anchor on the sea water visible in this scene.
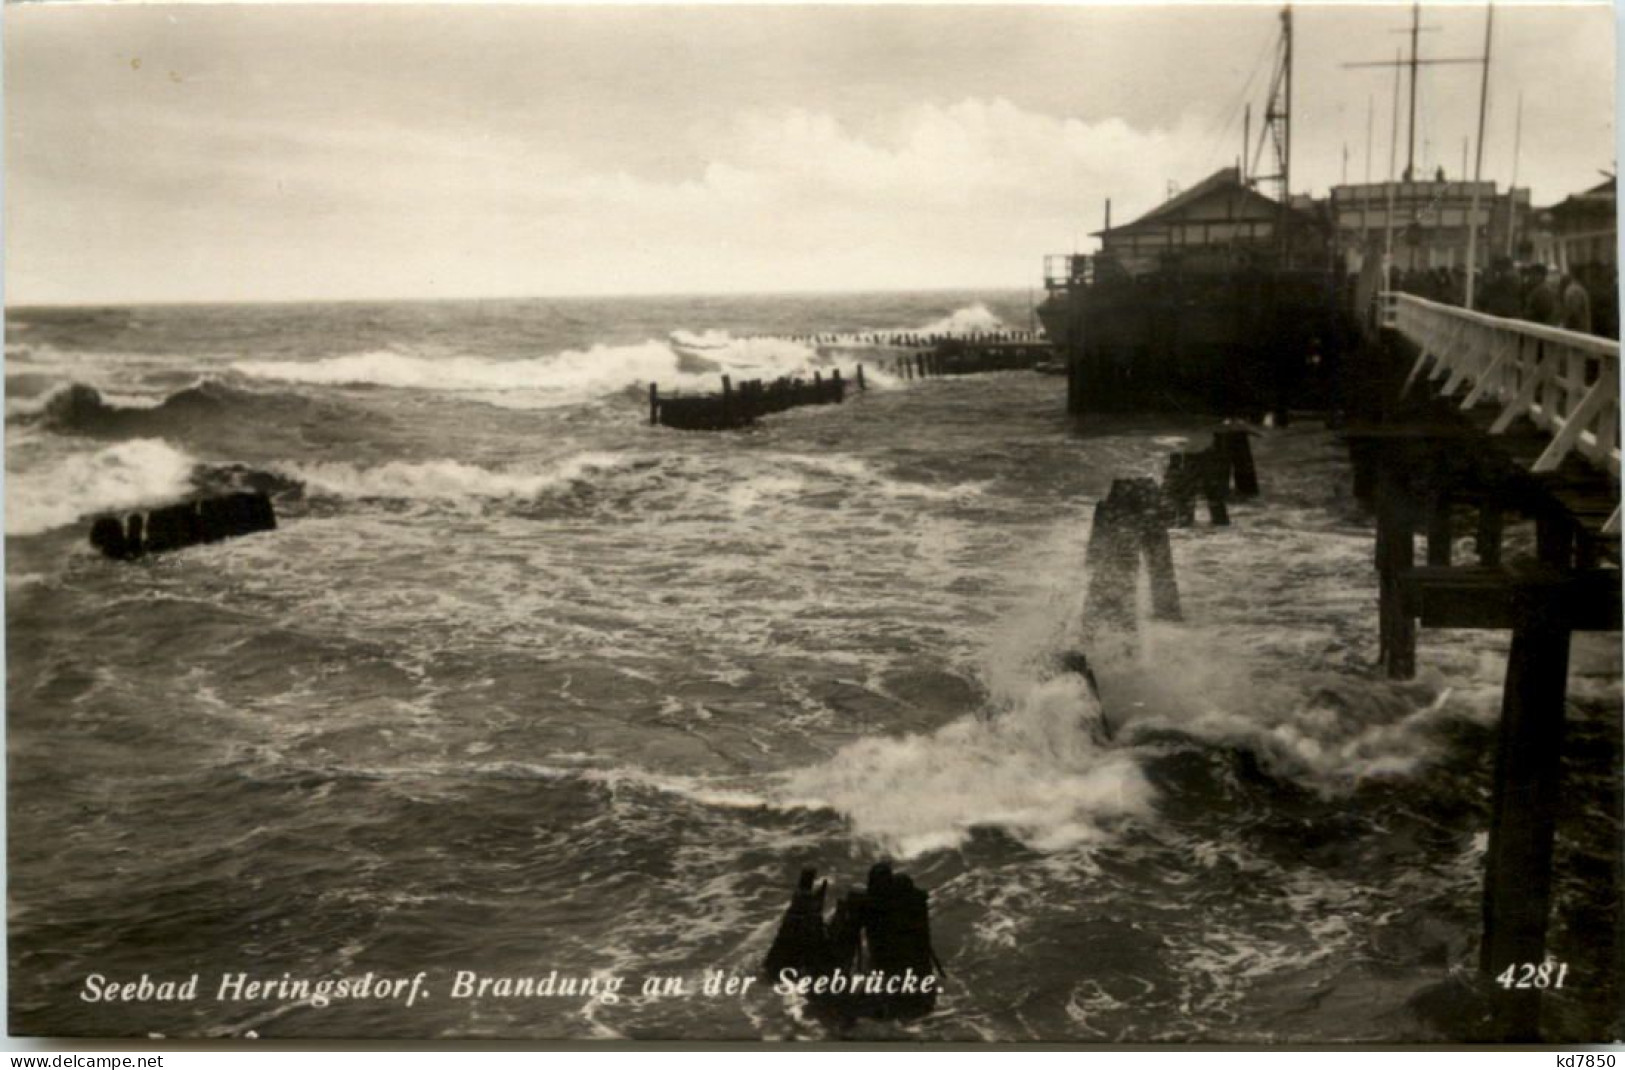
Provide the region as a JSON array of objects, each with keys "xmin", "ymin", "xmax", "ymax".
[{"xmin": 5, "ymin": 292, "xmax": 1620, "ymax": 1041}]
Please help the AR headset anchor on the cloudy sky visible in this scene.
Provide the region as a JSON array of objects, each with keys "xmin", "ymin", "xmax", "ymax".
[{"xmin": 6, "ymin": 2, "xmax": 1616, "ymax": 304}]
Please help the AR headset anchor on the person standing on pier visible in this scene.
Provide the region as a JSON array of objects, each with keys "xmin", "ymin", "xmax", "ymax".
[
  {"xmin": 1560, "ymin": 271, "xmax": 1593, "ymax": 333},
  {"xmin": 1521, "ymin": 264, "xmax": 1560, "ymax": 325}
]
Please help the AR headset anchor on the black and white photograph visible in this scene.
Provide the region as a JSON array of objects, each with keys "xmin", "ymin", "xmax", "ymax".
[{"xmin": 4, "ymin": 0, "xmax": 1621, "ymax": 1048}]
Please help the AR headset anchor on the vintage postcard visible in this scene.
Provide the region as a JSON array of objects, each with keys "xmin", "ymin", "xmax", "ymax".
[{"xmin": 5, "ymin": 0, "xmax": 1620, "ymax": 1047}]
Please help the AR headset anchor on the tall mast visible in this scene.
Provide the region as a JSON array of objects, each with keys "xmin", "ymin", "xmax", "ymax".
[
  {"xmin": 1407, "ymin": 3, "xmax": 1420, "ymax": 179},
  {"xmin": 1256, "ymin": 5, "xmax": 1294, "ymax": 261},
  {"xmin": 1385, "ymin": 48, "xmax": 1401, "ymax": 284},
  {"xmin": 1242, "ymin": 103, "xmax": 1251, "ymax": 183},
  {"xmin": 1464, "ymin": 1, "xmax": 1494, "ymax": 309},
  {"xmin": 1363, "ymin": 95, "xmax": 1374, "ymax": 245},
  {"xmin": 1347, "ymin": 8, "xmax": 1480, "ymax": 183},
  {"xmin": 1507, "ymin": 90, "xmax": 1524, "ymax": 259}
]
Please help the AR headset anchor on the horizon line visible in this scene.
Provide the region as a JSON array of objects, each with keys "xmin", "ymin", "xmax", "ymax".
[{"xmin": 3, "ymin": 281, "xmax": 1042, "ymax": 313}]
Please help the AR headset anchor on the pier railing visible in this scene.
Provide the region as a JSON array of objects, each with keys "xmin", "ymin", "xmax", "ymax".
[{"xmin": 1379, "ymin": 292, "xmax": 1621, "ymax": 505}]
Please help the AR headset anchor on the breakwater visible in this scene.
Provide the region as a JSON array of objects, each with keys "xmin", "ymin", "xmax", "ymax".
[
  {"xmin": 88, "ymin": 491, "xmax": 278, "ymax": 560},
  {"xmin": 649, "ymin": 367, "xmax": 860, "ymax": 431}
]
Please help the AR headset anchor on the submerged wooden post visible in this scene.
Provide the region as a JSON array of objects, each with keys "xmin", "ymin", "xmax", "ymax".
[
  {"xmin": 1120, "ymin": 477, "xmax": 1181, "ymax": 621},
  {"xmin": 1480, "ymin": 586, "xmax": 1573, "ymax": 1041},
  {"xmin": 1216, "ymin": 430, "xmax": 1260, "ymax": 498},
  {"xmin": 649, "ymin": 383, "xmax": 659, "ymax": 426},
  {"xmin": 1084, "ymin": 492, "xmax": 1140, "ymax": 632},
  {"xmin": 1162, "ymin": 454, "xmax": 1197, "ymax": 527},
  {"xmin": 856, "ymin": 364, "xmax": 866, "ymax": 392},
  {"xmin": 1197, "ymin": 451, "xmax": 1230, "ymax": 526},
  {"xmin": 721, "ymin": 374, "xmax": 734, "ymax": 427},
  {"xmin": 1375, "ymin": 465, "xmax": 1418, "ymax": 680},
  {"xmin": 915, "ymin": 352, "xmax": 926, "ymax": 379}
]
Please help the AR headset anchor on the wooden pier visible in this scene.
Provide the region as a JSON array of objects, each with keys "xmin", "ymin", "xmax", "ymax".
[
  {"xmin": 888, "ymin": 341, "xmax": 1054, "ymax": 381},
  {"xmin": 649, "ymin": 367, "xmax": 859, "ymax": 431},
  {"xmin": 1352, "ymin": 291, "xmax": 1620, "ymax": 1040}
]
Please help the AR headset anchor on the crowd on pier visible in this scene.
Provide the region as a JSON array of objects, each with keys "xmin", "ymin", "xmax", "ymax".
[{"xmin": 1388, "ymin": 260, "xmax": 1619, "ymax": 339}]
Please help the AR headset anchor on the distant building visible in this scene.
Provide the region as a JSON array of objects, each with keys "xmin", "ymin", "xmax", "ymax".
[
  {"xmin": 1328, "ymin": 179, "xmax": 1530, "ymax": 273},
  {"xmin": 1530, "ymin": 176, "xmax": 1616, "ymax": 271},
  {"xmin": 1086, "ymin": 166, "xmax": 1323, "ymax": 278}
]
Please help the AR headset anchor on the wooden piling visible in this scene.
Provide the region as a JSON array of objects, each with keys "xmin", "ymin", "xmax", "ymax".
[
  {"xmin": 1162, "ymin": 454, "xmax": 1197, "ymax": 527},
  {"xmin": 1084, "ymin": 494, "xmax": 1140, "ymax": 631},
  {"xmin": 1350, "ymin": 439, "xmax": 1377, "ymax": 509},
  {"xmin": 1121, "ymin": 477, "xmax": 1181, "ymax": 622},
  {"xmin": 1086, "ymin": 478, "xmax": 1182, "ymax": 629},
  {"xmin": 1375, "ymin": 466, "xmax": 1418, "ymax": 680},
  {"xmin": 1476, "ymin": 504, "xmax": 1504, "ymax": 567},
  {"xmin": 1535, "ymin": 511, "xmax": 1574, "ymax": 569},
  {"xmin": 1216, "ymin": 430, "xmax": 1260, "ymax": 498},
  {"xmin": 1480, "ymin": 586, "xmax": 1574, "ymax": 1040},
  {"xmin": 649, "ymin": 383, "xmax": 659, "ymax": 426},
  {"xmin": 721, "ymin": 375, "xmax": 733, "ymax": 426},
  {"xmin": 1426, "ymin": 490, "xmax": 1454, "ymax": 567},
  {"xmin": 915, "ymin": 353, "xmax": 926, "ymax": 379},
  {"xmin": 1198, "ymin": 452, "xmax": 1230, "ymax": 526},
  {"xmin": 856, "ymin": 365, "xmax": 866, "ymax": 392}
]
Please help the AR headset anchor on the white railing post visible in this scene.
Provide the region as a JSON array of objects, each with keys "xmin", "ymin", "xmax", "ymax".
[{"xmin": 1380, "ymin": 291, "xmax": 1620, "ymax": 479}]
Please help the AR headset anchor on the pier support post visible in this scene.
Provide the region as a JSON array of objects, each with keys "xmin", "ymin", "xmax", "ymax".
[
  {"xmin": 856, "ymin": 365, "xmax": 866, "ymax": 392},
  {"xmin": 722, "ymin": 375, "xmax": 734, "ymax": 427},
  {"xmin": 1426, "ymin": 492, "xmax": 1454, "ymax": 568},
  {"xmin": 649, "ymin": 383, "xmax": 659, "ymax": 426},
  {"xmin": 1216, "ymin": 430, "xmax": 1260, "ymax": 498},
  {"xmin": 1085, "ymin": 492, "xmax": 1140, "ymax": 633},
  {"xmin": 1350, "ymin": 440, "xmax": 1377, "ymax": 509},
  {"xmin": 1476, "ymin": 504, "xmax": 1504, "ymax": 567},
  {"xmin": 1425, "ymin": 451, "xmax": 1455, "ymax": 567},
  {"xmin": 1086, "ymin": 479, "xmax": 1182, "ymax": 628},
  {"xmin": 1375, "ymin": 465, "xmax": 1418, "ymax": 680},
  {"xmin": 1123, "ymin": 477, "xmax": 1182, "ymax": 622},
  {"xmin": 1536, "ymin": 511, "xmax": 1574, "ymax": 570},
  {"xmin": 1480, "ymin": 587, "xmax": 1573, "ymax": 1041},
  {"xmin": 1162, "ymin": 454, "xmax": 1197, "ymax": 528},
  {"xmin": 916, "ymin": 353, "xmax": 926, "ymax": 379},
  {"xmin": 1199, "ymin": 452, "xmax": 1230, "ymax": 526}
]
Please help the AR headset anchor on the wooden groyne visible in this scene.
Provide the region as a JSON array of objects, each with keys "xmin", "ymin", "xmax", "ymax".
[
  {"xmin": 1351, "ymin": 291, "xmax": 1621, "ymax": 1040},
  {"xmin": 89, "ymin": 491, "xmax": 278, "ymax": 560},
  {"xmin": 761, "ymin": 863, "xmax": 941, "ymax": 1024},
  {"xmin": 888, "ymin": 341, "xmax": 1055, "ymax": 380},
  {"xmin": 649, "ymin": 367, "xmax": 861, "ymax": 431}
]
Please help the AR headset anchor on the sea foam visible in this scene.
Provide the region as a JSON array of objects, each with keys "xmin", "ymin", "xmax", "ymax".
[
  {"xmin": 6, "ymin": 438, "xmax": 198, "ymax": 536},
  {"xmin": 233, "ymin": 335, "xmax": 830, "ymax": 408}
]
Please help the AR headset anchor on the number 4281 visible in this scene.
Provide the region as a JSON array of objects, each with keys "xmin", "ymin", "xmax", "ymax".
[{"xmin": 1497, "ymin": 962, "xmax": 1569, "ymax": 989}]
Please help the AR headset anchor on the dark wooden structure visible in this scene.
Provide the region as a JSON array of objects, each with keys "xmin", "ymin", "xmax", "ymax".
[
  {"xmin": 650, "ymin": 368, "xmax": 857, "ymax": 431},
  {"xmin": 89, "ymin": 491, "xmax": 278, "ymax": 561},
  {"xmin": 1351, "ymin": 292, "xmax": 1621, "ymax": 1039}
]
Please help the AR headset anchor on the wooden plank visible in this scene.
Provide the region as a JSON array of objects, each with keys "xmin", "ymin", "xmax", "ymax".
[{"xmin": 1402, "ymin": 565, "xmax": 1622, "ymax": 632}]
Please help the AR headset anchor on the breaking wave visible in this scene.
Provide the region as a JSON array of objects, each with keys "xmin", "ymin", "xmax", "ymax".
[
  {"xmin": 915, "ymin": 303, "xmax": 1007, "ymax": 336},
  {"xmin": 6, "ymin": 438, "xmax": 199, "ymax": 536},
  {"xmin": 233, "ymin": 336, "xmax": 833, "ymax": 409},
  {"xmin": 6, "ymin": 382, "xmax": 168, "ymax": 419},
  {"xmin": 777, "ymin": 671, "xmax": 1151, "ymax": 858},
  {"xmin": 276, "ymin": 452, "xmax": 631, "ymax": 503}
]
